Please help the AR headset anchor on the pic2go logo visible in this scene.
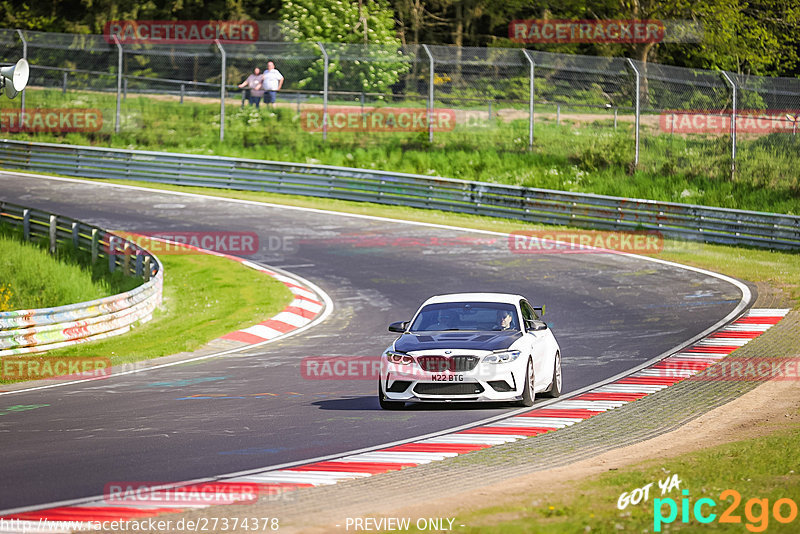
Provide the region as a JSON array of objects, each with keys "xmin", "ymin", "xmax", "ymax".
[{"xmin": 654, "ymin": 489, "xmax": 799, "ymax": 532}]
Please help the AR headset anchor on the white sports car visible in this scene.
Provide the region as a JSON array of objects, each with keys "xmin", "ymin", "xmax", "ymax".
[{"xmin": 379, "ymin": 293, "xmax": 562, "ymax": 409}]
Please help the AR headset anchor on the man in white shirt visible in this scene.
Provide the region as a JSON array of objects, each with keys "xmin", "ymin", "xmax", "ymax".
[{"xmin": 262, "ymin": 61, "xmax": 284, "ymax": 107}]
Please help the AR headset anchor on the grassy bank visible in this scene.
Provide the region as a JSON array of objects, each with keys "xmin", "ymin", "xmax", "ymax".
[
  {"xmin": 0, "ymin": 229, "xmax": 140, "ymax": 312},
  {"xmin": 0, "ymin": 223, "xmax": 294, "ymax": 382},
  {"xmin": 2, "ymin": 87, "xmax": 798, "ymax": 215},
  {"xmin": 396, "ymin": 423, "xmax": 800, "ymax": 533},
  {"xmin": 41, "ymin": 253, "xmax": 294, "ymax": 366}
]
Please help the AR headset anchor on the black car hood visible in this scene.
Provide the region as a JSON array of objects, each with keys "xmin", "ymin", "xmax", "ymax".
[{"xmin": 394, "ymin": 331, "xmax": 521, "ymax": 352}]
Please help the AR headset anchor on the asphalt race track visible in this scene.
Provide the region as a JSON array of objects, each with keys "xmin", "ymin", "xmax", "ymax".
[{"xmin": 0, "ymin": 172, "xmax": 749, "ymax": 511}]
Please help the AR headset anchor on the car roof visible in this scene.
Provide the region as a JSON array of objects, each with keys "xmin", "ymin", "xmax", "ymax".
[{"xmin": 420, "ymin": 293, "xmax": 526, "ymax": 306}]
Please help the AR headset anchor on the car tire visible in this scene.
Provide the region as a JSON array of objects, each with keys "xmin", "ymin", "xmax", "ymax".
[
  {"xmin": 541, "ymin": 350, "xmax": 562, "ymax": 398},
  {"xmin": 378, "ymin": 379, "xmax": 404, "ymax": 410},
  {"xmin": 517, "ymin": 357, "xmax": 535, "ymax": 407}
]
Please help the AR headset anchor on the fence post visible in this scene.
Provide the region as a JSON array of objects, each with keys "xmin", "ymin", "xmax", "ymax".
[
  {"xmin": 720, "ymin": 71, "xmax": 737, "ymax": 179},
  {"xmin": 71, "ymin": 221, "xmax": 79, "ymax": 249},
  {"xmin": 15, "ymin": 30, "xmax": 26, "ymax": 119},
  {"xmin": 49, "ymin": 214, "xmax": 57, "ymax": 254},
  {"xmin": 422, "ymin": 44, "xmax": 434, "ymax": 143},
  {"xmin": 113, "ymin": 35, "xmax": 122, "ymax": 133},
  {"xmin": 214, "ymin": 40, "xmax": 226, "ymax": 141},
  {"xmin": 122, "ymin": 244, "xmax": 131, "ymax": 275},
  {"xmin": 62, "ymin": 71, "xmax": 68, "ymax": 94},
  {"xmin": 522, "ymin": 50, "xmax": 535, "ymax": 149},
  {"xmin": 625, "ymin": 58, "xmax": 641, "ymax": 169},
  {"xmin": 91, "ymin": 229, "xmax": 99, "ymax": 263},
  {"xmin": 317, "ymin": 42, "xmax": 329, "ymax": 141},
  {"xmin": 180, "ymin": 83, "xmax": 185, "ymax": 104},
  {"xmin": 108, "ymin": 236, "xmax": 116, "ymax": 272},
  {"xmin": 22, "ymin": 209, "xmax": 30, "ymax": 241}
]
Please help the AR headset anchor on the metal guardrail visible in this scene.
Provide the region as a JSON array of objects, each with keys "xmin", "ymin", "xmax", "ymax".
[
  {"xmin": 0, "ymin": 139, "xmax": 798, "ymax": 250},
  {"xmin": 0, "ymin": 199, "xmax": 163, "ymax": 356}
]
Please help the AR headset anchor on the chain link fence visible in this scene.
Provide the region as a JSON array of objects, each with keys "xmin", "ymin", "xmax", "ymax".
[{"xmin": 1, "ymin": 29, "xmax": 799, "ymax": 187}]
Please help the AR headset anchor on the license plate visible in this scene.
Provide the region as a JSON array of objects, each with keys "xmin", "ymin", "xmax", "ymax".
[{"xmin": 431, "ymin": 374, "xmax": 464, "ymax": 382}]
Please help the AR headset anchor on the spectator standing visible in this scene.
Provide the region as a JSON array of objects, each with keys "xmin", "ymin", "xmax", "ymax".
[
  {"xmin": 262, "ymin": 61, "xmax": 284, "ymax": 107},
  {"xmin": 238, "ymin": 67, "xmax": 265, "ymax": 108}
]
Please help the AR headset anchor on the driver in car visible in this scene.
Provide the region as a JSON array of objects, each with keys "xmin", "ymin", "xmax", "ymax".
[{"xmin": 493, "ymin": 310, "xmax": 515, "ymax": 330}]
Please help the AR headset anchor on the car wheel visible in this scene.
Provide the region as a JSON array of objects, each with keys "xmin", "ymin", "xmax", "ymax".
[
  {"xmin": 378, "ymin": 379, "xmax": 404, "ymax": 410},
  {"xmin": 516, "ymin": 357, "xmax": 535, "ymax": 407},
  {"xmin": 541, "ymin": 350, "xmax": 562, "ymax": 398}
]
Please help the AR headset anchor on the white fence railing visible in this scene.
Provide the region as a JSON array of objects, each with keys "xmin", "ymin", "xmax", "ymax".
[
  {"xmin": 0, "ymin": 199, "xmax": 162, "ymax": 356},
  {"xmin": 1, "ymin": 139, "xmax": 798, "ymax": 250}
]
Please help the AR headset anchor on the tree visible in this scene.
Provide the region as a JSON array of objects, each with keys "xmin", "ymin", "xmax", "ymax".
[{"xmin": 280, "ymin": 0, "xmax": 409, "ymax": 93}]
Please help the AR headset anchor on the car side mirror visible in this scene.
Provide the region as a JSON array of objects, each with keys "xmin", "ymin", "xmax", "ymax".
[
  {"xmin": 526, "ymin": 319, "xmax": 548, "ymax": 331},
  {"xmin": 388, "ymin": 321, "xmax": 409, "ymax": 333}
]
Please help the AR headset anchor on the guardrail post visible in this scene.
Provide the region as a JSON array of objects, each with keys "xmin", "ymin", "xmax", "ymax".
[
  {"xmin": 214, "ymin": 40, "xmax": 226, "ymax": 141},
  {"xmin": 91, "ymin": 228, "xmax": 99, "ymax": 263},
  {"xmin": 113, "ymin": 35, "xmax": 122, "ymax": 134},
  {"xmin": 317, "ymin": 42, "xmax": 329, "ymax": 141},
  {"xmin": 522, "ymin": 50, "xmax": 535, "ymax": 149},
  {"xmin": 135, "ymin": 252, "xmax": 144, "ymax": 276},
  {"xmin": 122, "ymin": 243, "xmax": 131, "ymax": 275},
  {"xmin": 15, "ymin": 30, "xmax": 26, "ymax": 119},
  {"xmin": 22, "ymin": 209, "xmax": 30, "ymax": 241},
  {"xmin": 71, "ymin": 221, "xmax": 79, "ymax": 249},
  {"xmin": 422, "ymin": 44, "xmax": 434, "ymax": 143},
  {"xmin": 144, "ymin": 256, "xmax": 151, "ymax": 281},
  {"xmin": 625, "ymin": 58, "xmax": 641, "ymax": 169},
  {"xmin": 108, "ymin": 236, "xmax": 116, "ymax": 272},
  {"xmin": 49, "ymin": 214, "xmax": 57, "ymax": 254},
  {"xmin": 720, "ymin": 71, "xmax": 737, "ymax": 179}
]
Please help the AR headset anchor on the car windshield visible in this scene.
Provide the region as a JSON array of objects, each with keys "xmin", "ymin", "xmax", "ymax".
[{"xmin": 409, "ymin": 302, "xmax": 519, "ymax": 332}]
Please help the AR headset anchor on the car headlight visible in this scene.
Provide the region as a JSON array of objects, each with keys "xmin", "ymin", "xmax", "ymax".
[
  {"xmin": 483, "ymin": 350, "xmax": 521, "ymax": 364},
  {"xmin": 386, "ymin": 350, "xmax": 416, "ymax": 365}
]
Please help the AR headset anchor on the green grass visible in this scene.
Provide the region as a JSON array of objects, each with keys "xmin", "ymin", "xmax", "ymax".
[
  {"xmin": 0, "ymin": 223, "xmax": 294, "ymax": 383},
  {"xmin": 0, "ymin": 229, "xmax": 140, "ymax": 311},
  {"xmin": 3, "ymin": 87, "xmax": 798, "ymax": 215},
  {"xmin": 394, "ymin": 424, "xmax": 800, "ymax": 533},
  {"xmin": 31, "ymin": 253, "xmax": 294, "ymax": 368}
]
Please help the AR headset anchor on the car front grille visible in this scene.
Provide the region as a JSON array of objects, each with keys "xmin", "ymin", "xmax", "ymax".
[
  {"xmin": 417, "ymin": 355, "xmax": 480, "ymax": 372},
  {"xmin": 413, "ymin": 383, "xmax": 485, "ymax": 396}
]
